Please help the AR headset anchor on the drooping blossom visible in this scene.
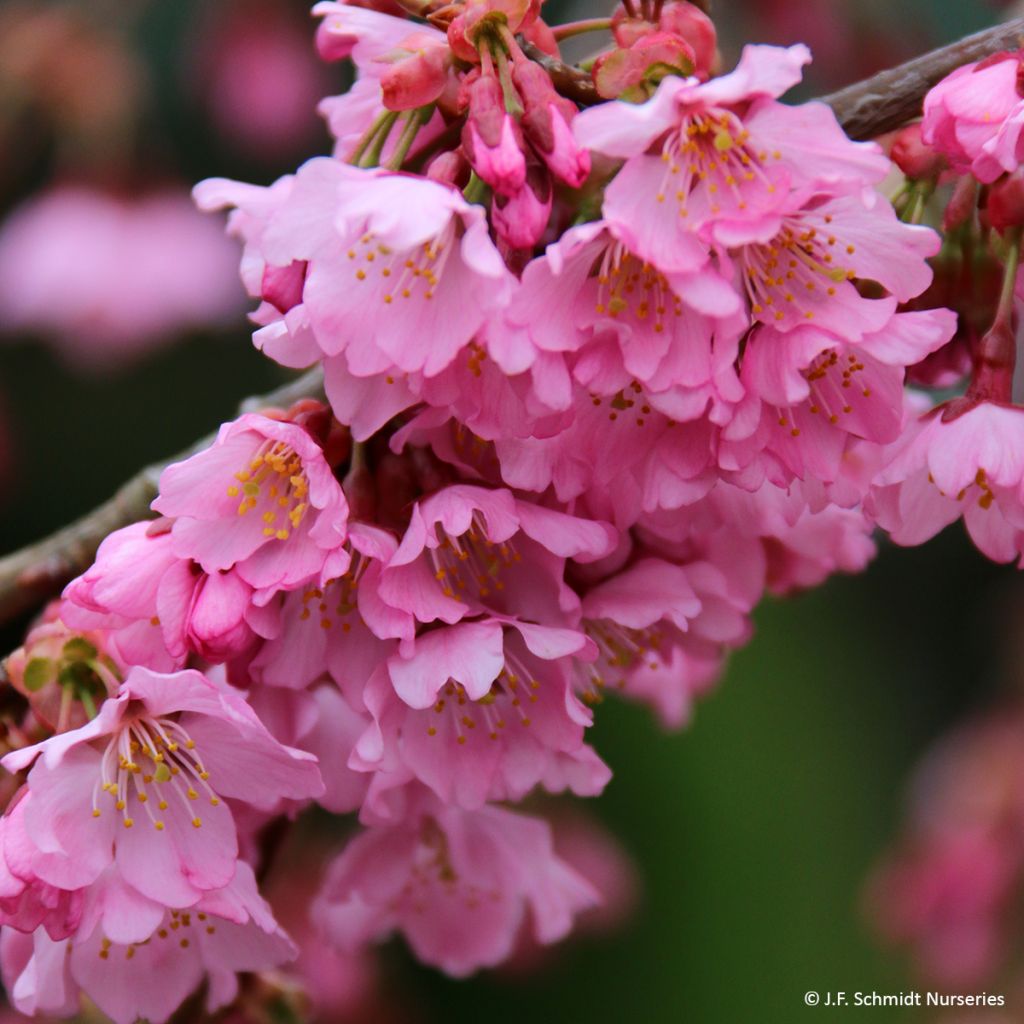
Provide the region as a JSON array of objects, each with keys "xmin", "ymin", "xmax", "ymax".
[
  {"xmin": 61, "ymin": 521, "xmax": 278, "ymax": 669},
  {"xmin": 921, "ymin": 52, "xmax": 1024, "ymax": 184},
  {"xmin": 313, "ymin": 790, "xmax": 597, "ymax": 976},
  {"xmin": 574, "ymin": 43, "xmax": 890, "ymax": 269},
  {"xmin": 1, "ymin": 862, "xmax": 295, "ymax": 1024},
  {"xmin": 870, "ymin": 401, "xmax": 1024, "ymax": 565},
  {"xmin": 0, "ymin": 666, "xmax": 323, "ymax": 911}
]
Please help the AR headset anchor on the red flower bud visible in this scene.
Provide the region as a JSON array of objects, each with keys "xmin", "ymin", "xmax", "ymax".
[
  {"xmin": 890, "ymin": 123, "xmax": 946, "ymax": 181},
  {"xmin": 987, "ymin": 168, "xmax": 1024, "ymax": 232}
]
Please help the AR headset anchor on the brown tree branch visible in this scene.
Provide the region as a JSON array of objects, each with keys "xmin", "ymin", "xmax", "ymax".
[
  {"xmin": 524, "ymin": 15, "xmax": 1024, "ymax": 139},
  {"xmin": 823, "ymin": 16, "xmax": 1024, "ymax": 140},
  {"xmin": 0, "ymin": 368, "xmax": 324, "ymax": 625},
  {"xmin": 2, "ymin": 18, "xmax": 1024, "ymax": 628}
]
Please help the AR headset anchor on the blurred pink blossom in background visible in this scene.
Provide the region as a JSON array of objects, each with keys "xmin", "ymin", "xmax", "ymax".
[{"xmin": 0, "ymin": 187, "xmax": 244, "ymax": 369}]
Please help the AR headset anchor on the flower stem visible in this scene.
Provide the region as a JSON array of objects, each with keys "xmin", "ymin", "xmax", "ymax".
[
  {"xmin": 386, "ymin": 107, "xmax": 434, "ymax": 171},
  {"xmin": 964, "ymin": 227, "xmax": 1021, "ymax": 406},
  {"xmin": 360, "ymin": 111, "xmax": 401, "ymax": 168},
  {"xmin": 552, "ymin": 18, "xmax": 613, "ymax": 41},
  {"xmin": 57, "ymin": 684, "xmax": 73, "ymax": 734},
  {"xmin": 80, "ymin": 689, "xmax": 97, "ymax": 721},
  {"xmin": 347, "ymin": 111, "xmax": 400, "ymax": 167}
]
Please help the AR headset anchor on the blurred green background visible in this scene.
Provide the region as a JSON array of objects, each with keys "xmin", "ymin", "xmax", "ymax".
[{"xmin": 0, "ymin": 0, "xmax": 1017, "ymax": 1021}]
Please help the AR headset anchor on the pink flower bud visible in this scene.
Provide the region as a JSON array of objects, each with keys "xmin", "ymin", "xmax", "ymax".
[
  {"xmin": 594, "ymin": 32, "xmax": 696, "ymax": 101},
  {"xmin": 262, "ymin": 260, "xmax": 307, "ymax": 314},
  {"xmin": 513, "ymin": 61, "xmax": 590, "ymax": 186},
  {"xmin": 380, "ymin": 34, "xmax": 451, "ymax": 110},
  {"xmin": 943, "ymin": 175, "xmax": 979, "ymax": 232},
  {"xmin": 425, "ymin": 148, "xmax": 470, "ymax": 185},
  {"xmin": 987, "ymin": 168, "xmax": 1024, "ymax": 231},
  {"xmin": 611, "ymin": 1, "xmax": 715, "ymax": 77},
  {"xmin": 491, "ymin": 163, "xmax": 552, "ymax": 249},
  {"xmin": 461, "ymin": 74, "xmax": 527, "ymax": 195},
  {"xmin": 890, "ymin": 123, "xmax": 945, "ymax": 180}
]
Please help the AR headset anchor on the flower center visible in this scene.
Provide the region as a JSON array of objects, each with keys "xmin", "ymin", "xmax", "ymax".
[
  {"xmin": 741, "ymin": 213, "xmax": 855, "ymax": 325},
  {"xmin": 577, "ymin": 620, "xmax": 664, "ymax": 705},
  {"xmin": 298, "ymin": 548, "xmax": 369, "ymax": 631},
  {"xmin": 594, "ymin": 243, "xmax": 684, "ymax": 335},
  {"xmin": 226, "ymin": 439, "xmax": 309, "ymax": 540},
  {"xmin": 424, "ymin": 660, "xmax": 539, "ymax": 744},
  {"xmin": 92, "ymin": 716, "xmax": 220, "ymax": 831},
  {"xmin": 929, "ymin": 466, "xmax": 997, "ymax": 509},
  {"xmin": 430, "ymin": 517, "xmax": 521, "ymax": 603},
  {"xmin": 658, "ymin": 111, "xmax": 778, "ymax": 218},
  {"xmin": 347, "ymin": 226, "xmax": 455, "ymax": 304},
  {"xmin": 96, "ymin": 909, "xmax": 217, "ymax": 961}
]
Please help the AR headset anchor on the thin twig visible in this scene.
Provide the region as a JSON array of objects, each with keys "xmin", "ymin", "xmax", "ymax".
[
  {"xmin": 0, "ymin": 368, "xmax": 323, "ymax": 625},
  {"xmin": 2, "ymin": 18, "xmax": 1024, "ymax": 626}
]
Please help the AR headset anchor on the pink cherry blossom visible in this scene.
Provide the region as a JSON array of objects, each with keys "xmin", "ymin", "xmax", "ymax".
[
  {"xmin": 154, "ymin": 413, "xmax": 350, "ymax": 596},
  {"xmin": 199, "ymin": 159, "xmax": 516, "ymax": 382},
  {"xmin": 0, "ymin": 188, "xmax": 243, "ymax": 367},
  {"xmin": 574, "ymin": 44, "xmax": 890, "ymax": 269},
  {"xmin": 313, "ymin": 791, "xmax": 597, "ymax": 976},
  {"xmin": 352, "ymin": 623, "xmax": 610, "ymax": 808},
  {"xmin": 870, "ymin": 401, "xmax": 1024, "ymax": 564},
  {"xmin": 921, "ymin": 53, "xmax": 1024, "ymax": 183},
  {"xmin": 377, "ymin": 483, "xmax": 616, "ymax": 629},
  {"xmin": 1, "ymin": 862, "xmax": 294, "ymax": 1024},
  {"xmin": 1, "ymin": 667, "xmax": 323, "ymax": 911},
  {"xmin": 578, "ymin": 553, "xmax": 755, "ymax": 726},
  {"xmin": 61, "ymin": 521, "xmax": 278, "ymax": 669}
]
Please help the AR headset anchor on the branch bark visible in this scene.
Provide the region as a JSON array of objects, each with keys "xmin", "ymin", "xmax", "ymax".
[
  {"xmin": 524, "ymin": 16, "xmax": 1024, "ymax": 139},
  {"xmin": 823, "ymin": 16, "xmax": 1024, "ymax": 140},
  {"xmin": 2, "ymin": 17, "xmax": 1024, "ymax": 627},
  {"xmin": 0, "ymin": 368, "xmax": 323, "ymax": 625}
]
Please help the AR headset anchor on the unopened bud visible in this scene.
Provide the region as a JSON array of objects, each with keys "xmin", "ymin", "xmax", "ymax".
[
  {"xmin": 491, "ymin": 163, "xmax": 552, "ymax": 249},
  {"xmin": 380, "ymin": 35, "xmax": 451, "ymax": 110},
  {"xmin": 461, "ymin": 74, "xmax": 527, "ymax": 195},
  {"xmin": 890, "ymin": 123, "xmax": 945, "ymax": 181},
  {"xmin": 987, "ymin": 168, "xmax": 1024, "ymax": 231}
]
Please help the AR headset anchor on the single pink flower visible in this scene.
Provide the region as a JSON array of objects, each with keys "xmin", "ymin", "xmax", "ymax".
[
  {"xmin": 1, "ymin": 862, "xmax": 295, "ymax": 1024},
  {"xmin": 461, "ymin": 74, "xmax": 528, "ymax": 197},
  {"xmin": 729, "ymin": 191, "xmax": 939, "ymax": 336},
  {"xmin": 1, "ymin": 667, "xmax": 323, "ymax": 910},
  {"xmin": 201, "ymin": 159, "xmax": 516, "ymax": 380},
  {"xmin": 153, "ymin": 413, "xmax": 350, "ymax": 597},
  {"xmin": 377, "ymin": 484, "xmax": 617, "ymax": 630},
  {"xmin": 352, "ymin": 621, "xmax": 610, "ymax": 808},
  {"xmin": 62, "ymin": 522, "xmax": 278, "ymax": 669},
  {"xmin": 313, "ymin": 792, "xmax": 598, "ymax": 976},
  {"xmin": 921, "ymin": 53, "xmax": 1024, "ymax": 183},
  {"xmin": 249, "ymin": 522, "xmax": 400, "ymax": 691},
  {"xmin": 871, "ymin": 401, "xmax": 1024, "ymax": 564},
  {"xmin": 574, "ymin": 44, "xmax": 889, "ymax": 269},
  {"xmin": 738, "ymin": 309, "xmax": 957, "ymax": 482}
]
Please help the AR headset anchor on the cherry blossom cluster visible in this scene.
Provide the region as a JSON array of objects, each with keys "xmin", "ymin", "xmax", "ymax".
[{"xmin": 3, "ymin": 1, "xmax": 1024, "ymax": 1020}]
